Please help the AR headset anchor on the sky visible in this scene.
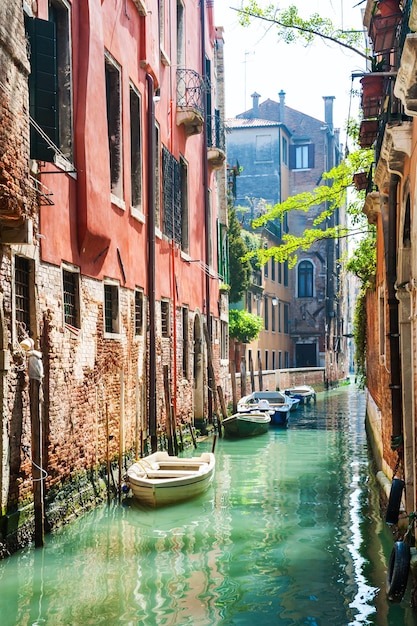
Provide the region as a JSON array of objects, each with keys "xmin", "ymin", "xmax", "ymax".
[{"xmin": 214, "ymin": 1, "xmax": 367, "ymax": 136}]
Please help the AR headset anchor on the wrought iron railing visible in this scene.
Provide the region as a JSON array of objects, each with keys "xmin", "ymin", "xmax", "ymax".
[
  {"xmin": 176, "ymin": 68, "xmax": 205, "ymax": 116},
  {"xmin": 207, "ymin": 111, "xmax": 226, "ymax": 152}
]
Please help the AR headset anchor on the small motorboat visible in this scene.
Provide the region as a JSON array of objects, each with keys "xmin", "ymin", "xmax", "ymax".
[
  {"xmin": 124, "ymin": 451, "xmax": 215, "ymax": 508},
  {"xmin": 284, "ymin": 385, "xmax": 316, "ymax": 405},
  {"xmin": 222, "ymin": 409, "xmax": 271, "ymax": 438},
  {"xmin": 237, "ymin": 391, "xmax": 296, "ymax": 426}
]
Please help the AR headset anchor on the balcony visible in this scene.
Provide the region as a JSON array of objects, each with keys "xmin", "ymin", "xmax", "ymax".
[
  {"xmin": 359, "ymin": 119, "xmax": 380, "ymax": 148},
  {"xmin": 176, "ymin": 68, "xmax": 205, "ymax": 136},
  {"xmin": 207, "ymin": 113, "xmax": 226, "ymax": 169},
  {"xmin": 369, "ymin": 1, "xmax": 402, "ymax": 54},
  {"xmin": 374, "ymin": 121, "xmax": 412, "ymax": 192}
]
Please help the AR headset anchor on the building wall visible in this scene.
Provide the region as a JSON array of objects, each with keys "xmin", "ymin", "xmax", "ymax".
[{"xmin": 0, "ymin": 0, "xmax": 227, "ymax": 553}]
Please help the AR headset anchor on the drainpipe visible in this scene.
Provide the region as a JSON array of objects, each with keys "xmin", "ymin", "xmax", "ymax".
[
  {"xmin": 200, "ymin": 0, "xmax": 213, "ymax": 423},
  {"xmin": 146, "ymin": 73, "xmax": 157, "ymax": 451},
  {"xmin": 387, "ymin": 174, "xmax": 402, "ymax": 438}
]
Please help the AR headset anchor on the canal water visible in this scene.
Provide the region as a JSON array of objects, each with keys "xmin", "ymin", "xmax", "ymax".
[{"xmin": 1, "ymin": 384, "xmax": 416, "ymax": 625}]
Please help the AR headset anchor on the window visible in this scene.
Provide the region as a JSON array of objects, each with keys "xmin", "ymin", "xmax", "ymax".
[
  {"xmin": 25, "ymin": 2, "xmax": 73, "ymax": 163},
  {"xmin": 289, "ymin": 144, "xmax": 314, "ymax": 170},
  {"xmin": 180, "ymin": 157, "xmax": 189, "ymax": 252},
  {"xmin": 272, "ymin": 351, "xmax": 276, "ymax": 370},
  {"xmin": 278, "ymin": 351, "xmax": 282, "ymax": 369},
  {"xmin": 182, "ymin": 307, "xmax": 189, "ymax": 376},
  {"xmin": 155, "ymin": 124, "xmax": 161, "ymax": 229},
  {"xmin": 284, "ymin": 351, "xmax": 289, "ymax": 368},
  {"xmin": 161, "ymin": 300, "xmax": 170, "ymax": 338},
  {"xmin": 221, "ymin": 320, "xmax": 228, "ymax": 361},
  {"xmin": 282, "ymin": 136, "xmax": 288, "ymax": 165},
  {"xmin": 247, "ymin": 292, "xmax": 253, "ymax": 313},
  {"xmin": 298, "ymin": 260, "xmax": 314, "ymax": 297},
  {"xmin": 284, "ymin": 260, "xmax": 288, "ymax": 287},
  {"xmin": 49, "ymin": 0, "xmax": 73, "ymax": 161},
  {"xmin": 255, "ymin": 134, "xmax": 272, "ymax": 161},
  {"xmin": 15, "ymin": 256, "xmax": 32, "ymax": 336},
  {"xmin": 63, "ymin": 267, "xmax": 80, "ymax": 328},
  {"xmin": 161, "ymin": 148, "xmax": 188, "ymax": 250},
  {"xmin": 105, "ymin": 53, "xmax": 123, "ymax": 199},
  {"xmin": 104, "ymin": 282, "xmax": 120, "ymax": 334},
  {"xmin": 177, "ymin": 1, "xmax": 185, "ymax": 67},
  {"xmin": 264, "ymin": 296, "xmax": 269, "ymax": 330},
  {"xmin": 271, "ymin": 302, "xmax": 276, "ymax": 332},
  {"xmin": 283, "ymin": 303, "xmax": 289, "ymax": 334},
  {"xmin": 130, "ymin": 85, "xmax": 142, "ymax": 210},
  {"xmin": 278, "ymin": 262, "xmax": 282, "ymax": 284},
  {"xmin": 135, "ymin": 289, "xmax": 144, "ymax": 336},
  {"xmin": 271, "ymin": 260, "xmax": 275, "ymax": 281},
  {"xmin": 278, "ymin": 302, "xmax": 282, "ymax": 333},
  {"xmin": 265, "ymin": 350, "xmax": 269, "ymax": 371},
  {"xmin": 264, "ymin": 262, "xmax": 268, "ymax": 278}
]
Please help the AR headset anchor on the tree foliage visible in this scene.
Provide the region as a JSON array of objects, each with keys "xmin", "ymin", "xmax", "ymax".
[
  {"xmin": 229, "ymin": 309, "xmax": 264, "ymax": 343},
  {"xmin": 236, "ymin": 2, "xmax": 367, "ymax": 59},
  {"xmin": 228, "ymin": 204, "xmax": 252, "ymax": 303}
]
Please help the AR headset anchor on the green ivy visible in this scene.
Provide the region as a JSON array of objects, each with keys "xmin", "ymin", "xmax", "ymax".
[{"xmin": 229, "ymin": 309, "xmax": 263, "ymax": 343}]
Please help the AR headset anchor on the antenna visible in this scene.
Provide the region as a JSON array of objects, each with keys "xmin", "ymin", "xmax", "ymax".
[{"xmin": 243, "ymin": 51, "xmax": 254, "ymax": 112}]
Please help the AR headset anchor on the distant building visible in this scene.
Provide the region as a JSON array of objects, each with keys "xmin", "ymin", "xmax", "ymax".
[{"xmin": 227, "ymin": 91, "xmax": 348, "ymax": 384}]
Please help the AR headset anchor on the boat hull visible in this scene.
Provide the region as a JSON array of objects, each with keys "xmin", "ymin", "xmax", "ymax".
[
  {"xmin": 125, "ymin": 451, "xmax": 215, "ymax": 508},
  {"xmin": 223, "ymin": 412, "xmax": 270, "ymax": 438},
  {"xmin": 284, "ymin": 386, "xmax": 316, "ymax": 405}
]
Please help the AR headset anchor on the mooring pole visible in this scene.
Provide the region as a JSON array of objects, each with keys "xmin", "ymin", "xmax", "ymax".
[{"xmin": 30, "ymin": 377, "xmax": 44, "ymax": 547}]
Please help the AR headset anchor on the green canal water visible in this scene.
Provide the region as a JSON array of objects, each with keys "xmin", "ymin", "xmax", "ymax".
[{"xmin": 1, "ymin": 384, "xmax": 416, "ymax": 625}]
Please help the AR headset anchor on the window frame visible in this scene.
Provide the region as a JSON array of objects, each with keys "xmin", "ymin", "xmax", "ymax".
[
  {"xmin": 62, "ymin": 263, "xmax": 80, "ymax": 330},
  {"xmin": 103, "ymin": 279, "xmax": 120, "ymax": 337}
]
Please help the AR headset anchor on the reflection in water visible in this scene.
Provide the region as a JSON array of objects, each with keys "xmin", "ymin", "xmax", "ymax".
[{"xmin": 2, "ymin": 385, "xmax": 417, "ymax": 624}]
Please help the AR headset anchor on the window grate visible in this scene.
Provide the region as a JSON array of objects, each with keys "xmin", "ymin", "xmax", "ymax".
[
  {"xmin": 161, "ymin": 300, "xmax": 170, "ymax": 337},
  {"xmin": 15, "ymin": 256, "xmax": 31, "ymax": 334},
  {"xmin": 63, "ymin": 270, "xmax": 78, "ymax": 327},
  {"xmin": 162, "ymin": 146, "xmax": 182, "ymax": 244},
  {"xmin": 135, "ymin": 290, "xmax": 143, "ymax": 336}
]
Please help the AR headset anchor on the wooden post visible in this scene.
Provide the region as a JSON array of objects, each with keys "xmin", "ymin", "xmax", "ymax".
[
  {"xmin": 106, "ymin": 403, "xmax": 111, "ymax": 504},
  {"xmin": 240, "ymin": 356, "xmax": 247, "ymax": 397},
  {"xmin": 203, "ymin": 322, "xmax": 220, "ymax": 421},
  {"xmin": 30, "ymin": 378, "xmax": 44, "ymax": 548},
  {"xmin": 163, "ymin": 366, "xmax": 174, "ymax": 455},
  {"xmin": 249, "ymin": 354, "xmax": 255, "ymax": 392},
  {"xmin": 216, "ymin": 384, "xmax": 226, "ymax": 438},
  {"xmin": 258, "ymin": 355, "xmax": 263, "ymax": 391},
  {"xmin": 189, "ymin": 423, "xmax": 197, "ymax": 448},
  {"xmin": 230, "ymin": 360, "xmax": 237, "ymax": 414},
  {"xmin": 118, "ymin": 369, "xmax": 124, "ymax": 502}
]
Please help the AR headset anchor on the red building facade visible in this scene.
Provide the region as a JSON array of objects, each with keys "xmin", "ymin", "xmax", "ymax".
[{"xmin": 0, "ymin": 0, "xmax": 228, "ymax": 552}]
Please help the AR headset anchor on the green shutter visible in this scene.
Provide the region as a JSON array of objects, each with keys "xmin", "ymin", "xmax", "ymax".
[{"xmin": 25, "ymin": 16, "xmax": 58, "ymax": 162}]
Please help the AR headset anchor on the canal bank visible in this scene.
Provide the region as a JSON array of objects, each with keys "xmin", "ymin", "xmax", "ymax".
[{"xmin": 0, "ymin": 384, "xmax": 415, "ymax": 625}]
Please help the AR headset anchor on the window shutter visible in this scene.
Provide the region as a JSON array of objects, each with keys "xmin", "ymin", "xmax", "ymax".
[
  {"xmin": 25, "ymin": 16, "xmax": 58, "ymax": 162},
  {"xmin": 308, "ymin": 143, "xmax": 315, "ymax": 169},
  {"xmin": 289, "ymin": 145, "xmax": 296, "ymax": 169}
]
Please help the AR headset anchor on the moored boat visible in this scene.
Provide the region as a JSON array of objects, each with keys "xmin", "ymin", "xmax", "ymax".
[
  {"xmin": 284, "ymin": 385, "xmax": 316, "ymax": 405},
  {"xmin": 237, "ymin": 391, "xmax": 295, "ymax": 426},
  {"xmin": 124, "ymin": 451, "xmax": 215, "ymax": 508},
  {"xmin": 222, "ymin": 410, "xmax": 271, "ymax": 438}
]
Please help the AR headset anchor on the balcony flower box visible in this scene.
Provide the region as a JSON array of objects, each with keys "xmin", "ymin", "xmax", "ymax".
[
  {"xmin": 360, "ymin": 73, "xmax": 386, "ymax": 118},
  {"xmin": 377, "ymin": 0, "xmax": 401, "ymax": 17},
  {"xmin": 359, "ymin": 120, "xmax": 379, "ymax": 148},
  {"xmin": 370, "ymin": 12, "xmax": 402, "ymax": 53},
  {"xmin": 353, "ymin": 171, "xmax": 370, "ymax": 191}
]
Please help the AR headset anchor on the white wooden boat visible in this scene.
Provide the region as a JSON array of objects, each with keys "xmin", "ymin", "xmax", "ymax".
[
  {"xmin": 284, "ymin": 385, "xmax": 316, "ymax": 405},
  {"xmin": 124, "ymin": 451, "xmax": 215, "ymax": 508},
  {"xmin": 238, "ymin": 391, "xmax": 296, "ymax": 426}
]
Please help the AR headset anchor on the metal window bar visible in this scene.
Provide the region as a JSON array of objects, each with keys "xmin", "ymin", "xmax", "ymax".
[
  {"xmin": 63, "ymin": 270, "xmax": 78, "ymax": 327},
  {"xmin": 135, "ymin": 291, "xmax": 143, "ymax": 335},
  {"xmin": 162, "ymin": 146, "xmax": 182, "ymax": 245},
  {"xmin": 15, "ymin": 256, "xmax": 31, "ymax": 334},
  {"xmin": 207, "ymin": 111, "xmax": 225, "ymax": 151},
  {"xmin": 161, "ymin": 301, "xmax": 170, "ymax": 337}
]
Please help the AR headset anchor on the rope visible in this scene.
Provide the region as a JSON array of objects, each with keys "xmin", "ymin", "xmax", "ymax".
[
  {"xmin": 21, "ymin": 446, "xmax": 48, "ymax": 482},
  {"xmin": 403, "ymin": 513, "xmax": 416, "ymax": 547}
]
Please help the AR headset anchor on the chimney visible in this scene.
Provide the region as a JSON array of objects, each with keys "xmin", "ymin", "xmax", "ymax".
[
  {"xmin": 323, "ymin": 96, "xmax": 335, "ymax": 132},
  {"xmin": 251, "ymin": 91, "xmax": 260, "ymax": 118},
  {"xmin": 278, "ymin": 90, "xmax": 286, "ymax": 123}
]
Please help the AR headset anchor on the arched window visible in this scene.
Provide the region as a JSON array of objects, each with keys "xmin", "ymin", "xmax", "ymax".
[{"xmin": 298, "ymin": 260, "xmax": 313, "ymax": 297}]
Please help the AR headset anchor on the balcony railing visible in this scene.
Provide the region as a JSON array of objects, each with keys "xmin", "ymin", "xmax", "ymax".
[
  {"xmin": 176, "ymin": 68, "xmax": 205, "ymax": 136},
  {"xmin": 207, "ymin": 112, "xmax": 226, "ymax": 168}
]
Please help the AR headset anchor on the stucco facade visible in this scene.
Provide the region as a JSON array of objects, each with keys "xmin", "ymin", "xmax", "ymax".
[{"xmin": 0, "ymin": 0, "xmax": 228, "ymax": 554}]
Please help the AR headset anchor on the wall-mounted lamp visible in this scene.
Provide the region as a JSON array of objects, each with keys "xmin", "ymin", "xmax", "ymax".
[
  {"xmin": 153, "ymin": 88, "xmax": 161, "ymax": 103},
  {"xmin": 271, "ymin": 297, "xmax": 279, "ymax": 307}
]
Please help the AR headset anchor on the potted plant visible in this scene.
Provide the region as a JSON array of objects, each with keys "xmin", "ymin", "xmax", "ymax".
[
  {"xmin": 371, "ymin": 3, "xmax": 402, "ymax": 53},
  {"xmin": 377, "ymin": 0, "xmax": 401, "ymax": 18},
  {"xmin": 360, "ymin": 58, "xmax": 387, "ymax": 118},
  {"xmin": 359, "ymin": 120, "xmax": 379, "ymax": 148},
  {"xmin": 353, "ymin": 170, "xmax": 370, "ymax": 191}
]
